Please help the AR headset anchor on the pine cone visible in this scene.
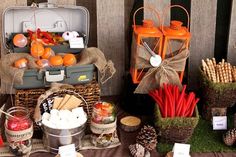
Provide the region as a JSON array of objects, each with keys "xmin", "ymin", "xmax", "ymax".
[
  {"xmin": 136, "ymin": 125, "xmax": 157, "ymax": 151},
  {"xmin": 223, "ymin": 128, "xmax": 236, "ymax": 146},
  {"xmin": 129, "ymin": 143, "xmax": 145, "ymax": 157}
]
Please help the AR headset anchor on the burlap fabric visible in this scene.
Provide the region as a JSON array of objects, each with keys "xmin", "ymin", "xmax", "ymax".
[
  {"xmin": 77, "ymin": 47, "xmax": 116, "ymax": 84},
  {"xmin": 0, "ymin": 53, "xmax": 39, "ymax": 85},
  {"xmin": 0, "ymin": 47, "xmax": 116, "ymax": 87},
  {"xmin": 134, "ymin": 48, "xmax": 189, "ymax": 94}
]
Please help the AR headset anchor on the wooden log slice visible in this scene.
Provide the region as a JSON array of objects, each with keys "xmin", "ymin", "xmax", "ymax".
[{"xmin": 120, "ymin": 116, "xmax": 141, "ymax": 132}]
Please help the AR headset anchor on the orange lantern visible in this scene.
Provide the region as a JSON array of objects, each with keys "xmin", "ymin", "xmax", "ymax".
[
  {"xmin": 161, "ymin": 5, "xmax": 191, "ymax": 82},
  {"xmin": 130, "ymin": 7, "xmax": 163, "ymax": 84}
]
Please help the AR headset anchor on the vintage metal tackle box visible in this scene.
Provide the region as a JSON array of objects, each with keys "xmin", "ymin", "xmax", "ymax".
[{"xmin": 2, "ymin": 3, "xmax": 95, "ymax": 89}]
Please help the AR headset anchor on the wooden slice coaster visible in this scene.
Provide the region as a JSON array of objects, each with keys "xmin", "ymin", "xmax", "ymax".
[{"xmin": 120, "ymin": 116, "xmax": 141, "ymax": 132}]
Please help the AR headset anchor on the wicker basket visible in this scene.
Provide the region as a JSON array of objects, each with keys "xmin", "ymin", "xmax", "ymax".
[
  {"xmin": 200, "ymin": 69, "xmax": 236, "ymax": 108},
  {"xmin": 15, "ymin": 80, "xmax": 100, "ymax": 130},
  {"xmin": 155, "ymin": 105, "xmax": 199, "ymax": 144}
]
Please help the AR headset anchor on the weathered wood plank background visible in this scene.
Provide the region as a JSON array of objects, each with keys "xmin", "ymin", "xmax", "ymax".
[
  {"xmin": 189, "ymin": 0, "xmax": 217, "ymax": 90},
  {"xmin": 96, "ymin": 0, "xmax": 125, "ymax": 96},
  {"xmin": 227, "ymin": 0, "xmax": 236, "ymax": 65},
  {"xmin": 144, "ymin": 0, "xmax": 170, "ymax": 25},
  {"xmin": 0, "ymin": 0, "xmax": 235, "ymax": 95},
  {"xmin": 76, "ymin": 0, "xmax": 97, "ymax": 47}
]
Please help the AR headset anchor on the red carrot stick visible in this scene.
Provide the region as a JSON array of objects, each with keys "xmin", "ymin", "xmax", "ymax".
[
  {"xmin": 159, "ymin": 87, "xmax": 163, "ymax": 99},
  {"xmin": 171, "ymin": 87, "xmax": 176, "ymax": 117},
  {"xmin": 183, "ymin": 92, "xmax": 195, "ymax": 116},
  {"xmin": 179, "ymin": 94, "xmax": 186, "ymax": 117},
  {"xmin": 149, "ymin": 91, "xmax": 162, "ymax": 105},
  {"xmin": 175, "ymin": 86, "xmax": 179, "ymax": 108},
  {"xmin": 149, "ymin": 91, "xmax": 164, "ymax": 116},
  {"xmin": 176, "ymin": 85, "xmax": 187, "ymax": 116},
  {"xmin": 165, "ymin": 84, "xmax": 174, "ymax": 117},
  {"xmin": 166, "ymin": 84, "xmax": 175, "ymax": 117},
  {"xmin": 154, "ymin": 89, "xmax": 159, "ymax": 97},
  {"xmin": 181, "ymin": 97, "xmax": 187, "ymax": 117},
  {"xmin": 164, "ymin": 91, "xmax": 168, "ymax": 118},
  {"xmin": 163, "ymin": 84, "xmax": 170, "ymax": 117},
  {"xmin": 188, "ymin": 98, "xmax": 199, "ymax": 117},
  {"xmin": 149, "ymin": 91, "xmax": 163, "ymax": 107}
]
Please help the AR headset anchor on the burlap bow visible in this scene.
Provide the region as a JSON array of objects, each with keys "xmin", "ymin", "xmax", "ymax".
[{"xmin": 134, "ymin": 48, "xmax": 189, "ymax": 94}]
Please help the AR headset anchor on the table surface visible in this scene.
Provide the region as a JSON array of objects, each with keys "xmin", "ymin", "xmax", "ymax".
[
  {"xmin": 1, "ymin": 95, "xmax": 236, "ymax": 157},
  {"xmin": 30, "ymin": 108, "xmax": 236, "ymax": 157}
]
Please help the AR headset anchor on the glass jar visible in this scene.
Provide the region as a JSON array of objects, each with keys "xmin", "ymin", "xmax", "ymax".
[
  {"xmin": 92, "ymin": 102, "xmax": 115, "ymax": 124},
  {"xmin": 5, "ymin": 107, "xmax": 33, "ymax": 156}
]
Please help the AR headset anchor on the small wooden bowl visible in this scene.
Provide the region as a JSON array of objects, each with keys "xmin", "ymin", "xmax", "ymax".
[{"xmin": 120, "ymin": 116, "xmax": 141, "ymax": 132}]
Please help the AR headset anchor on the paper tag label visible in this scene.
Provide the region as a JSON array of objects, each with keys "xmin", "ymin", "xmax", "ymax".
[
  {"xmin": 173, "ymin": 143, "xmax": 190, "ymax": 157},
  {"xmin": 69, "ymin": 37, "xmax": 84, "ymax": 48},
  {"xmin": 59, "ymin": 144, "xmax": 76, "ymax": 157},
  {"xmin": 5, "ymin": 126, "xmax": 33, "ymax": 142},
  {"xmin": 213, "ymin": 116, "xmax": 227, "ymax": 130}
]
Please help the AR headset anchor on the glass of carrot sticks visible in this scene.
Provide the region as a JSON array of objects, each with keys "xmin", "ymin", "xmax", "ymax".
[{"xmin": 149, "ymin": 84, "xmax": 199, "ymax": 118}]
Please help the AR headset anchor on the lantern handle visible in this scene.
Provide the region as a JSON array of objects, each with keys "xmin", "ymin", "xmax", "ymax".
[
  {"xmin": 161, "ymin": 5, "xmax": 190, "ymax": 32},
  {"xmin": 133, "ymin": 6, "xmax": 162, "ymax": 32}
]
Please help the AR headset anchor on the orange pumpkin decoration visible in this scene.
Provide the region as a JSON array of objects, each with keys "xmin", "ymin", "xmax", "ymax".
[
  {"xmin": 14, "ymin": 58, "xmax": 28, "ymax": 68},
  {"xmin": 30, "ymin": 42, "xmax": 44, "ymax": 58},
  {"xmin": 49, "ymin": 55, "xmax": 63, "ymax": 66},
  {"xmin": 13, "ymin": 34, "xmax": 27, "ymax": 48},
  {"xmin": 63, "ymin": 54, "xmax": 77, "ymax": 66},
  {"xmin": 42, "ymin": 47, "xmax": 55, "ymax": 59},
  {"xmin": 36, "ymin": 59, "xmax": 50, "ymax": 68}
]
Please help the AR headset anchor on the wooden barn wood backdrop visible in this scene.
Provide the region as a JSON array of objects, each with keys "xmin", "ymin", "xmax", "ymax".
[{"xmin": 0, "ymin": 0, "xmax": 235, "ymax": 95}]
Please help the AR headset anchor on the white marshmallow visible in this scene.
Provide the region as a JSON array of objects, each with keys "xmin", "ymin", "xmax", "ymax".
[
  {"xmin": 71, "ymin": 31, "xmax": 79, "ymax": 38},
  {"xmin": 42, "ymin": 119, "xmax": 57, "ymax": 129},
  {"xmin": 59, "ymin": 110, "xmax": 72, "ymax": 121},
  {"xmin": 62, "ymin": 31, "xmax": 74, "ymax": 41},
  {"xmin": 43, "ymin": 108, "xmax": 87, "ymax": 129},
  {"xmin": 72, "ymin": 107, "xmax": 85, "ymax": 118},
  {"xmin": 50, "ymin": 109, "xmax": 59, "ymax": 116},
  {"xmin": 42, "ymin": 112, "xmax": 50, "ymax": 120}
]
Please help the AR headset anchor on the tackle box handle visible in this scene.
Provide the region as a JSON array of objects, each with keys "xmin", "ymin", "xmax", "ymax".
[{"xmin": 45, "ymin": 70, "xmax": 65, "ymax": 82}]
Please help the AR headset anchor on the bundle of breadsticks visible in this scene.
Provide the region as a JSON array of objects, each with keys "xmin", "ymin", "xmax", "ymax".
[{"xmin": 202, "ymin": 58, "xmax": 236, "ymax": 83}]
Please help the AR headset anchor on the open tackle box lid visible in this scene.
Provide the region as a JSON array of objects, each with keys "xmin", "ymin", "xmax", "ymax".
[{"xmin": 2, "ymin": 3, "xmax": 90, "ymax": 53}]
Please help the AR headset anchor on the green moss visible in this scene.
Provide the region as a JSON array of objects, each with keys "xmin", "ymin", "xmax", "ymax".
[
  {"xmin": 200, "ymin": 69, "xmax": 236, "ymax": 93},
  {"xmin": 157, "ymin": 116, "xmax": 236, "ymax": 153},
  {"xmin": 155, "ymin": 106, "xmax": 199, "ymax": 129}
]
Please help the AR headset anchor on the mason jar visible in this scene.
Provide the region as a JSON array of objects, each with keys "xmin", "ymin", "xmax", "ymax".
[
  {"xmin": 91, "ymin": 102, "xmax": 116, "ymax": 124},
  {"xmin": 5, "ymin": 106, "xmax": 33, "ymax": 156}
]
